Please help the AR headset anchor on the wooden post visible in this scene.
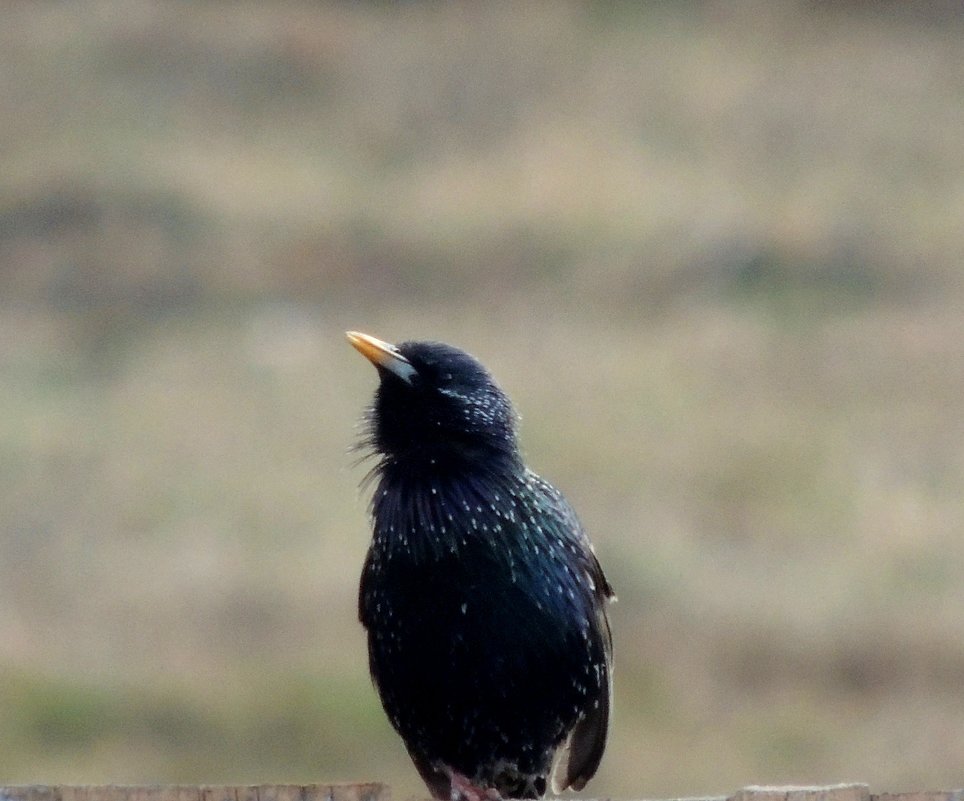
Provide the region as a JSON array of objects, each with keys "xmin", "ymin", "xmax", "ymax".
[
  {"xmin": 0, "ymin": 786, "xmax": 389, "ymax": 801},
  {"xmin": 733, "ymin": 785, "xmax": 871, "ymax": 801},
  {"xmin": 1, "ymin": 784, "xmax": 962, "ymax": 801}
]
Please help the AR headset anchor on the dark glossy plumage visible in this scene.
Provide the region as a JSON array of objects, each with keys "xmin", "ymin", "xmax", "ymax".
[{"xmin": 348, "ymin": 333, "xmax": 614, "ymax": 801}]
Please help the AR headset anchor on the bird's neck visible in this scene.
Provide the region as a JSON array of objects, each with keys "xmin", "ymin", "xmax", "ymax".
[
  {"xmin": 377, "ymin": 444, "xmax": 523, "ymax": 483},
  {"xmin": 370, "ymin": 452, "xmax": 525, "ymax": 560}
]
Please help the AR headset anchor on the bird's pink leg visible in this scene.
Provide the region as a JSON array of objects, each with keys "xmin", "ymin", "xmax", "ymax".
[{"xmin": 445, "ymin": 769, "xmax": 503, "ymax": 801}]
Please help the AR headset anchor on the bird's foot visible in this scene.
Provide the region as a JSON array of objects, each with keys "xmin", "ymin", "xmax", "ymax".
[{"xmin": 445, "ymin": 769, "xmax": 502, "ymax": 801}]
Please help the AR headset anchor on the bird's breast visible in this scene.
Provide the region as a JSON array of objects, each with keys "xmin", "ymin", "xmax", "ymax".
[{"xmin": 362, "ymin": 473, "xmax": 598, "ymax": 655}]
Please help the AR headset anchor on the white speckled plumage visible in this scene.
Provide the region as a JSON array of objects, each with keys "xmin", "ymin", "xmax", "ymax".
[{"xmin": 350, "ymin": 335, "xmax": 614, "ymax": 801}]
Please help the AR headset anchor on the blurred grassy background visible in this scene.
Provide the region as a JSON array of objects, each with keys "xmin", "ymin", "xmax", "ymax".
[{"xmin": 1, "ymin": 0, "xmax": 963, "ymax": 796}]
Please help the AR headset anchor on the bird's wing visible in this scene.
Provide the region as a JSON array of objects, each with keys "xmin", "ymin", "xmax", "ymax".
[
  {"xmin": 358, "ymin": 546, "xmax": 376, "ymax": 628},
  {"xmin": 551, "ymin": 557, "xmax": 613, "ymax": 793},
  {"xmin": 530, "ymin": 474, "xmax": 615, "ymax": 794},
  {"xmin": 555, "ymin": 675, "xmax": 611, "ymax": 792}
]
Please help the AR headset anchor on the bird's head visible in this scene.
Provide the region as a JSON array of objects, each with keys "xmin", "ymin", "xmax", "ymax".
[{"xmin": 348, "ymin": 331, "xmax": 520, "ymax": 473}]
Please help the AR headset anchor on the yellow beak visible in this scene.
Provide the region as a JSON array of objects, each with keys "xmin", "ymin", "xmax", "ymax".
[{"xmin": 346, "ymin": 331, "xmax": 418, "ymax": 383}]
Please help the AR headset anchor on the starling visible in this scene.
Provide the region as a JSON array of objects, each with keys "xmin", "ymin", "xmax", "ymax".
[{"xmin": 347, "ymin": 331, "xmax": 614, "ymax": 801}]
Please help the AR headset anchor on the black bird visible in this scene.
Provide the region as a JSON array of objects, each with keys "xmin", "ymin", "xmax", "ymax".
[{"xmin": 348, "ymin": 331, "xmax": 614, "ymax": 801}]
